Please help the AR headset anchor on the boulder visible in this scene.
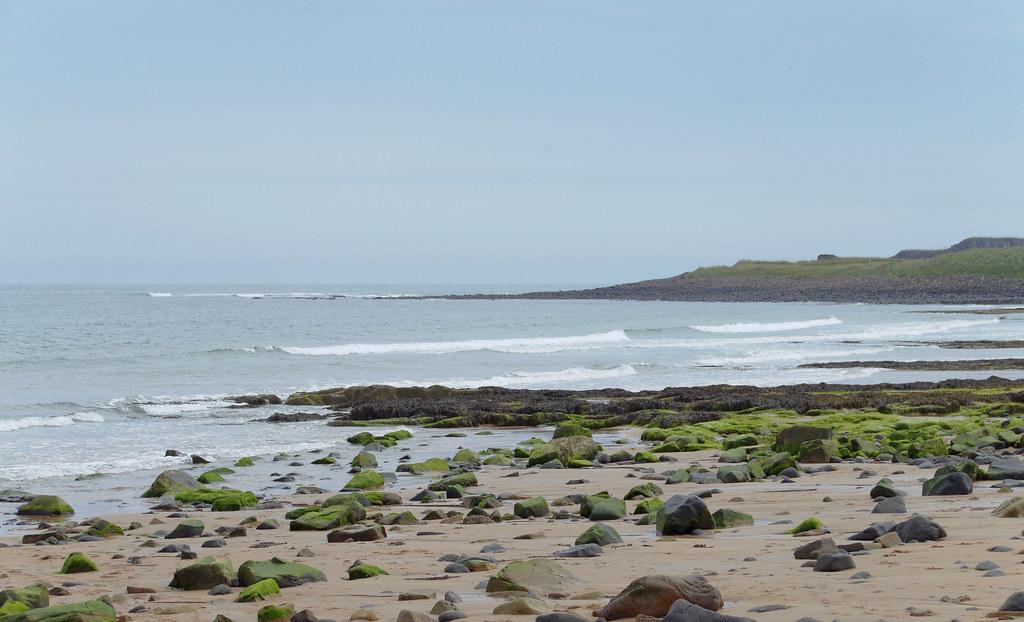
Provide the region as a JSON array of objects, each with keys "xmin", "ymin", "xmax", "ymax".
[
  {"xmin": 984, "ymin": 458, "xmax": 1024, "ymax": 480},
  {"xmin": 553, "ymin": 543, "xmax": 603, "ymax": 558},
  {"xmin": 598, "ymin": 575, "xmax": 724, "ymax": 619},
  {"xmin": 711, "ymin": 509, "xmax": 753, "ymax": 528},
  {"xmin": 869, "ymin": 478, "xmax": 900, "ymax": 498},
  {"xmin": 59, "ymin": 552, "xmax": 97, "ymax": 574},
  {"xmin": 922, "ymin": 471, "xmax": 972, "ymax": 496},
  {"xmin": 85, "ymin": 519, "xmax": 123, "ymax": 537},
  {"xmin": 624, "ymin": 483, "xmax": 663, "ymax": 500},
  {"xmin": 0, "ymin": 598, "xmax": 116, "ymax": 622},
  {"xmin": 656, "ymin": 495, "xmax": 714, "ymax": 536},
  {"xmin": 514, "ymin": 497, "xmax": 550, "ymax": 519},
  {"xmin": 237, "ymin": 578, "xmax": 280, "ymax": 602},
  {"xmin": 166, "ymin": 519, "xmax": 205, "ymax": 539},
  {"xmin": 16, "ymin": 495, "xmax": 74, "ymax": 516},
  {"xmin": 486, "ymin": 559, "xmax": 580, "ymax": 593},
  {"xmin": 527, "ymin": 437, "xmax": 599, "ymax": 467},
  {"xmin": 813, "ymin": 551, "xmax": 856, "ymax": 572},
  {"xmin": 849, "ymin": 522, "xmax": 895, "ymax": 541},
  {"xmin": 0, "ymin": 585, "xmax": 49, "ymax": 611},
  {"xmin": 993, "ymin": 496, "xmax": 1024, "ymax": 518},
  {"xmin": 143, "ymin": 470, "xmax": 201, "ymax": 498},
  {"xmin": 661, "ymin": 599, "xmax": 755, "ymax": 622},
  {"xmin": 345, "ymin": 471, "xmax": 385, "ymax": 490},
  {"xmin": 237, "ymin": 558, "xmax": 326, "ymax": 587},
  {"xmin": 871, "ymin": 497, "xmax": 906, "ymax": 514},
  {"xmin": 893, "ymin": 514, "xmax": 946, "ymax": 543},
  {"xmin": 775, "ymin": 425, "xmax": 832, "ymax": 454},
  {"xmin": 575, "ymin": 523, "xmax": 623, "ymax": 546},
  {"xmin": 257, "ymin": 603, "xmax": 294, "ymax": 622},
  {"xmin": 1000, "ymin": 592, "xmax": 1024, "ymax": 611},
  {"xmin": 327, "ymin": 525, "xmax": 387, "ymax": 542},
  {"xmin": 798, "ymin": 439, "xmax": 840, "ymax": 464},
  {"xmin": 492, "ymin": 597, "xmax": 551, "ymax": 615},
  {"xmin": 169, "ymin": 556, "xmax": 236, "ymax": 590},
  {"xmin": 589, "ymin": 497, "xmax": 627, "ymax": 521},
  {"xmin": 289, "ymin": 501, "xmax": 365, "ymax": 531},
  {"xmin": 348, "ymin": 562, "xmax": 388, "ymax": 580},
  {"xmin": 552, "ymin": 423, "xmax": 592, "ymax": 439},
  {"xmin": 350, "ymin": 451, "xmax": 378, "ymax": 468}
]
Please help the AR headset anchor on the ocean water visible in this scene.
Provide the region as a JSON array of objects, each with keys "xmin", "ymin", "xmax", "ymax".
[{"xmin": 2, "ymin": 284, "xmax": 1023, "ymax": 522}]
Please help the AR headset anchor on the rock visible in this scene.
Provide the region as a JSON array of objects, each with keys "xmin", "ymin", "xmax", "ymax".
[
  {"xmin": 527, "ymin": 437, "xmax": 599, "ymax": 467},
  {"xmin": 238, "ymin": 558, "xmax": 327, "ymax": 587},
  {"xmin": 0, "ymin": 585, "xmax": 49, "ymax": 610},
  {"xmin": 258, "ymin": 603, "xmax": 295, "ymax": 622},
  {"xmin": 59, "ymin": 552, "xmax": 97, "ymax": 574},
  {"xmin": 876, "ymin": 531, "xmax": 903, "ymax": 548},
  {"xmin": 775, "ymin": 425, "xmax": 832, "ymax": 454},
  {"xmin": 793, "ymin": 538, "xmax": 839, "ymax": 560},
  {"xmin": 169, "ymin": 556, "xmax": 236, "ymax": 590},
  {"xmin": 893, "ymin": 514, "xmax": 947, "ymax": 543},
  {"xmin": 208, "ymin": 584, "xmax": 232, "ymax": 596},
  {"xmin": 624, "ymin": 483, "xmax": 663, "ymax": 500},
  {"xmin": 143, "ymin": 470, "xmax": 201, "ymax": 498},
  {"xmin": 711, "ymin": 509, "xmax": 753, "ymax": 528},
  {"xmin": 655, "ymin": 495, "xmax": 714, "ymax": 536},
  {"xmin": 575, "ymin": 523, "xmax": 623, "ymax": 546},
  {"xmin": 437, "ymin": 612, "xmax": 465, "ymax": 622},
  {"xmin": 0, "ymin": 598, "xmax": 116, "ymax": 622},
  {"xmin": 351, "ymin": 451, "xmax": 378, "ymax": 468},
  {"xmin": 600, "ymin": 576, "xmax": 724, "ymax": 619},
  {"xmin": 85, "ymin": 519, "xmax": 123, "ymax": 538},
  {"xmin": 514, "ymin": 497, "xmax": 550, "ymax": 519},
  {"xmin": 348, "ymin": 562, "xmax": 388, "ymax": 580},
  {"xmin": 871, "ymin": 497, "xmax": 906, "ymax": 514},
  {"xmin": 797, "ymin": 439, "xmax": 840, "ymax": 464},
  {"xmin": 1000, "ymin": 592, "xmax": 1024, "ymax": 611},
  {"xmin": 849, "ymin": 522, "xmax": 895, "ymax": 541},
  {"xmin": 589, "ymin": 497, "xmax": 627, "ymax": 521},
  {"xmin": 166, "ymin": 519, "xmax": 205, "ymax": 539},
  {"xmin": 813, "ymin": 551, "xmax": 856, "ymax": 572},
  {"xmin": 237, "ymin": 578, "xmax": 281, "ymax": 602},
  {"xmin": 761, "ymin": 453, "xmax": 797, "ymax": 476},
  {"xmin": 486, "ymin": 559, "xmax": 580, "ymax": 593},
  {"xmin": 993, "ymin": 496, "xmax": 1024, "ymax": 517},
  {"xmin": 290, "ymin": 501, "xmax": 366, "ymax": 531},
  {"xmin": 985, "ymin": 458, "xmax": 1024, "ymax": 480},
  {"xmin": 536, "ymin": 614, "xmax": 591, "ymax": 622},
  {"xmin": 345, "ymin": 471, "xmax": 386, "ymax": 490},
  {"xmin": 398, "ymin": 590, "xmax": 436, "ymax": 601},
  {"xmin": 662, "ymin": 600, "xmax": 755, "ymax": 622},
  {"xmin": 922, "ymin": 471, "xmax": 972, "ymax": 496},
  {"xmin": 869, "ymin": 477, "xmax": 901, "ymax": 498},
  {"xmin": 291, "ymin": 610, "xmax": 320, "ymax": 622},
  {"xmin": 328, "ymin": 525, "xmax": 387, "ymax": 543},
  {"xmin": 553, "ymin": 544, "xmax": 603, "ymax": 558},
  {"xmin": 16, "ymin": 495, "xmax": 74, "ymax": 516},
  {"xmin": 493, "ymin": 598, "xmax": 551, "ymax": 615},
  {"xmin": 396, "ymin": 611, "xmax": 433, "ymax": 622}
]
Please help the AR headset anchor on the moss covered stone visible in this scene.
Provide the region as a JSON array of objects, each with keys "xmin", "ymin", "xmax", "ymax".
[
  {"xmin": 712, "ymin": 508, "xmax": 754, "ymax": 528},
  {"xmin": 289, "ymin": 501, "xmax": 365, "ymax": 531},
  {"xmin": 174, "ymin": 488, "xmax": 257, "ymax": 510},
  {"xmin": 234, "ymin": 456, "xmax": 255, "ymax": 467},
  {"xmin": 348, "ymin": 562, "xmax": 388, "ymax": 580},
  {"xmin": 165, "ymin": 518, "xmax": 205, "ymax": 539},
  {"xmin": 575, "ymin": 523, "xmax": 623, "ymax": 546},
  {"xmin": 351, "ymin": 451, "xmax": 378, "ymax": 468},
  {"xmin": 788, "ymin": 516, "xmax": 822, "ymax": 534},
  {"xmin": 485, "ymin": 559, "xmax": 579, "ymax": 593},
  {"xmin": 169, "ymin": 556, "xmax": 236, "ymax": 590},
  {"xmin": 59, "ymin": 552, "xmax": 98, "ymax": 574},
  {"xmin": 513, "ymin": 496, "xmax": 550, "ymax": 518},
  {"xmin": 257, "ymin": 603, "xmax": 294, "ymax": 622},
  {"xmin": 236, "ymin": 578, "xmax": 280, "ymax": 602},
  {"xmin": 624, "ymin": 483, "xmax": 663, "ymax": 500},
  {"xmin": 552, "ymin": 423, "xmax": 592, "ymax": 439},
  {"xmin": 633, "ymin": 451, "xmax": 657, "ymax": 463},
  {"xmin": 237, "ymin": 557, "xmax": 326, "ymax": 587},
  {"xmin": 311, "ymin": 456, "xmax": 336, "ymax": 465},
  {"xmin": 197, "ymin": 467, "xmax": 234, "ymax": 484},
  {"xmin": 0, "ymin": 598, "xmax": 116, "ymax": 622},
  {"xmin": 16, "ymin": 495, "xmax": 74, "ymax": 516},
  {"xmin": 588, "ymin": 497, "xmax": 627, "ymax": 521},
  {"xmin": 427, "ymin": 472, "xmax": 477, "ymax": 492},
  {"xmin": 452, "ymin": 448, "xmax": 480, "ymax": 465},
  {"xmin": 142, "ymin": 470, "xmax": 200, "ymax": 498},
  {"xmin": 527, "ymin": 436, "xmax": 599, "ymax": 467},
  {"xmin": 85, "ymin": 519, "xmax": 123, "ymax": 538},
  {"xmin": 345, "ymin": 470, "xmax": 385, "ymax": 490},
  {"xmin": 0, "ymin": 585, "xmax": 49, "ymax": 611}
]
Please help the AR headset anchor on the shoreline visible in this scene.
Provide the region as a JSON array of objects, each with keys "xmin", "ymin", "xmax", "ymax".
[{"xmin": 5, "ymin": 379, "xmax": 1024, "ymax": 619}]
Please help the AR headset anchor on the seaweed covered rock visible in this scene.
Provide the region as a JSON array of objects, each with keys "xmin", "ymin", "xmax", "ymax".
[
  {"xmin": 712, "ymin": 508, "xmax": 753, "ymax": 528},
  {"xmin": 486, "ymin": 559, "xmax": 580, "ymax": 593},
  {"xmin": 869, "ymin": 478, "xmax": 900, "ymax": 498},
  {"xmin": 237, "ymin": 578, "xmax": 280, "ymax": 602},
  {"xmin": 169, "ymin": 556, "xmax": 236, "ymax": 590},
  {"xmin": 922, "ymin": 471, "xmax": 972, "ymax": 496},
  {"xmin": 290, "ymin": 501, "xmax": 365, "ymax": 531},
  {"xmin": 656, "ymin": 495, "xmax": 714, "ymax": 536},
  {"xmin": 16, "ymin": 495, "xmax": 74, "ymax": 517},
  {"xmin": 451, "ymin": 449, "xmax": 480, "ymax": 465},
  {"xmin": 598, "ymin": 575, "xmax": 724, "ymax": 619},
  {"xmin": 624, "ymin": 483, "xmax": 663, "ymax": 500},
  {"xmin": 589, "ymin": 497, "xmax": 627, "ymax": 521},
  {"xmin": 427, "ymin": 472, "xmax": 477, "ymax": 492},
  {"xmin": 776, "ymin": 425, "xmax": 832, "ymax": 454},
  {"xmin": 237, "ymin": 557, "xmax": 326, "ymax": 587},
  {"xmin": 575, "ymin": 523, "xmax": 623, "ymax": 546},
  {"xmin": 84, "ymin": 518, "xmax": 123, "ymax": 538},
  {"xmin": 798, "ymin": 439, "xmax": 840, "ymax": 463},
  {"xmin": 552, "ymin": 423, "xmax": 592, "ymax": 439},
  {"xmin": 142, "ymin": 470, "xmax": 200, "ymax": 498},
  {"xmin": 513, "ymin": 497, "xmax": 550, "ymax": 519},
  {"xmin": 0, "ymin": 585, "xmax": 48, "ymax": 611},
  {"xmin": 351, "ymin": 451, "xmax": 378, "ymax": 468},
  {"xmin": 257, "ymin": 603, "xmax": 295, "ymax": 622},
  {"xmin": 894, "ymin": 514, "xmax": 947, "ymax": 543},
  {"xmin": 59, "ymin": 552, "xmax": 97, "ymax": 574},
  {"xmin": 0, "ymin": 598, "xmax": 116, "ymax": 622},
  {"xmin": 348, "ymin": 561, "xmax": 388, "ymax": 580},
  {"xmin": 345, "ymin": 471, "xmax": 385, "ymax": 490},
  {"xmin": 993, "ymin": 496, "xmax": 1024, "ymax": 518},
  {"xmin": 165, "ymin": 519, "xmax": 205, "ymax": 539},
  {"xmin": 527, "ymin": 436, "xmax": 599, "ymax": 468}
]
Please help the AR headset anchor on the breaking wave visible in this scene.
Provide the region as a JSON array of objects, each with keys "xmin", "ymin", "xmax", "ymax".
[
  {"xmin": 690, "ymin": 317, "xmax": 843, "ymax": 333},
  {"xmin": 0, "ymin": 411, "xmax": 105, "ymax": 433},
  {"xmin": 279, "ymin": 330, "xmax": 632, "ymax": 356}
]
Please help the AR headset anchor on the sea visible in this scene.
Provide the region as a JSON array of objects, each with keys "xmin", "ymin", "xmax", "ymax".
[{"xmin": 2, "ymin": 283, "xmax": 1023, "ymax": 524}]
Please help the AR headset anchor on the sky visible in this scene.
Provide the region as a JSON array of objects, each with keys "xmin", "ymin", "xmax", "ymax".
[{"xmin": 1, "ymin": 1, "xmax": 1022, "ymax": 285}]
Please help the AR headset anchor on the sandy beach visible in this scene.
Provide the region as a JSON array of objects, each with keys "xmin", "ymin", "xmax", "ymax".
[{"xmin": 4, "ymin": 421, "xmax": 1024, "ymax": 622}]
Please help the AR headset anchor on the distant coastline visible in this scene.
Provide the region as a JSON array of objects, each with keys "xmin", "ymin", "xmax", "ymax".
[{"xmin": 441, "ymin": 237, "xmax": 1024, "ymax": 304}]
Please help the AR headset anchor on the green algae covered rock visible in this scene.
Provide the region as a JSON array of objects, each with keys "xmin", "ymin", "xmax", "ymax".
[
  {"xmin": 788, "ymin": 516, "xmax": 822, "ymax": 534},
  {"xmin": 634, "ymin": 498, "xmax": 664, "ymax": 515},
  {"xmin": 588, "ymin": 497, "xmax": 627, "ymax": 521},
  {"xmin": 0, "ymin": 585, "xmax": 48, "ymax": 611},
  {"xmin": 351, "ymin": 451, "xmax": 378, "ymax": 468},
  {"xmin": 0, "ymin": 598, "xmax": 116, "ymax": 622},
  {"xmin": 552, "ymin": 423, "xmax": 592, "ymax": 439},
  {"xmin": 427, "ymin": 472, "xmax": 477, "ymax": 491},
  {"xmin": 173, "ymin": 488, "xmax": 257, "ymax": 510},
  {"xmin": 575, "ymin": 523, "xmax": 623, "ymax": 546},
  {"xmin": 776, "ymin": 425, "xmax": 832, "ymax": 454},
  {"xmin": 348, "ymin": 562, "xmax": 388, "ymax": 580},
  {"xmin": 486, "ymin": 559, "xmax": 579, "ymax": 593},
  {"xmin": 234, "ymin": 456, "xmax": 255, "ymax": 467},
  {"xmin": 238, "ymin": 557, "xmax": 326, "ymax": 587},
  {"xmin": 142, "ymin": 470, "xmax": 200, "ymax": 498},
  {"xmin": 0, "ymin": 602, "xmax": 30, "ymax": 616},
  {"xmin": 716, "ymin": 464, "xmax": 750, "ymax": 483},
  {"xmin": 513, "ymin": 496, "xmax": 550, "ymax": 519},
  {"xmin": 346, "ymin": 431, "xmax": 375, "ymax": 445},
  {"xmin": 712, "ymin": 508, "xmax": 754, "ymax": 528},
  {"xmin": 717, "ymin": 448, "xmax": 747, "ymax": 463},
  {"xmin": 452, "ymin": 449, "xmax": 481, "ymax": 465},
  {"xmin": 85, "ymin": 519, "xmax": 123, "ymax": 538},
  {"xmin": 16, "ymin": 496, "xmax": 73, "ymax": 517},
  {"xmin": 345, "ymin": 470, "xmax": 385, "ymax": 490},
  {"xmin": 257, "ymin": 603, "xmax": 294, "ymax": 622},
  {"xmin": 236, "ymin": 578, "xmax": 280, "ymax": 602},
  {"xmin": 527, "ymin": 436, "xmax": 599, "ymax": 467},
  {"xmin": 624, "ymin": 483, "xmax": 662, "ymax": 500},
  {"xmin": 289, "ymin": 501, "xmax": 365, "ymax": 531},
  {"xmin": 483, "ymin": 454, "xmax": 512, "ymax": 466},
  {"xmin": 762, "ymin": 452, "xmax": 798, "ymax": 476},
  {"xmin": 722, "ymin": 433, "xmax": 759, "ymax": 449},
  {"xmin": 311, "ymin": 456, "xmax": 336, "ymax": 465},
  {"xmin": 655, "ymin": 495, "xmax": 714, "ymax": 536},
  {"xmin": 633, "ymin": 451, "xmax": 658, "ymax": 463},
  {"xmin": 798, "ymin": 439, "xmax": 840, "ymax": 463},
  {"xmin": 197, "ymin": 467, "xmax": 234, "ymax": 484},
  {"xmin": 59, "ymin": 552, "xmax": 97, "ymax": 574},
  {"xmin": 169, "ymin": 556, "xmax": 235, "ymax": 590},
  {"xmin": 165, "ymin": 518, "xmax": 204, "ymax": 539},
  {"xmin": 404, "ymin": 458, "xmax": 449, "ymax": 474}
]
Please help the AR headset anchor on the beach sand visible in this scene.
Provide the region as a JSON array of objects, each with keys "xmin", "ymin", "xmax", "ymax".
[{"xmin": 1, "ymin": 432, "xmax": 1020, "ymax": 621}]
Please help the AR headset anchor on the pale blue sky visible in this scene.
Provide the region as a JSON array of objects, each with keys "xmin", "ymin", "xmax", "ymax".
[{"xmin": 1, "ymin": 1, "xmax": 1021, "ymax": 284}]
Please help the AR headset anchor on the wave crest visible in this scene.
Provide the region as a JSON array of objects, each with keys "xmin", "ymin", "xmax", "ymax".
[
  {"xmin": 0, "ymin": 411, "xmax": 105, "ymax": 433},
  {"xmin": 280, "ymin": 330, "xmax": 631, "ymax": 356},
  {"xmin": 691, "ymin": 317, "xmax": 844, "ymax": 334}
]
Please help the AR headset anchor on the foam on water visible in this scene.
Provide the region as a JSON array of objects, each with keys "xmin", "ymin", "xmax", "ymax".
[
  {"xmin": 690, "ymin": 317, "xmax": 844, "ymax": 333},
  {"xmin": 0, "ymin": 411, "xmax": 105, "ymax": 433},
  {"xmin": 279, "ymin": 329, "xmax": 632, "ymax": 356},
  {"xmin": 424, "ymin": 364, "xmax": 640, "ymax": 389}
]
